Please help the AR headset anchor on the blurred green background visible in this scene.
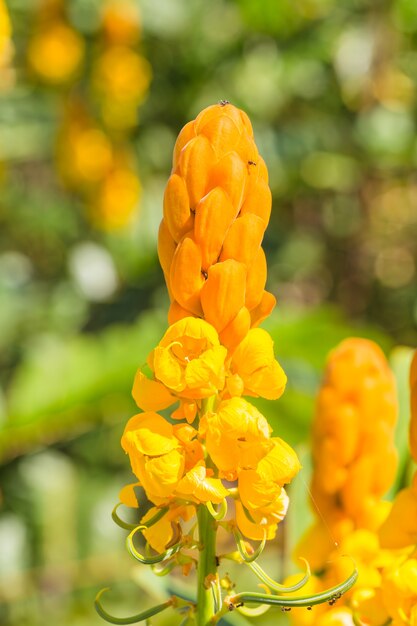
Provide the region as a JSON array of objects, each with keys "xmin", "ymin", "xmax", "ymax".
[{"xmin": 1, "ymin": 0, "xmax": 416, "ymax": 624}]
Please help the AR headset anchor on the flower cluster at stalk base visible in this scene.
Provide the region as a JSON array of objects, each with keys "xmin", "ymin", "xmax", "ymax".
[
  {"xmin": 120, "ymin": 316, "xmax": 300, "ymax": 550},
  {"xmin": 159, "ymin": 102, "xmax": 276, "ymax": 350},
  {"xmin": 287, "ymin": 344, "xmax": 417, "ymax": 626}
]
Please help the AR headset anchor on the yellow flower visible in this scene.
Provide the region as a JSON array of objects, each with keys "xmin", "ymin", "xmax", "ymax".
[
  {"xmin": 28, "ymin": 21, "xmax": 84, "ymax": 84},
  {"xmin": 227, "ymin": 328, "xmax": 287, "ymax": 400},
  {"xmin": 148, "ymin": 318, "xmax": 227, "ymax": 400},
  {"xmin": 200, "ymin": 397, "xmax": 271, "ymax": 480},
  {"xmin": 121, "ymin": 412, "xmax": 184, "ymax": 502},
  {"xmin": 382, "ymin": 557, "xmax": 417, "ymax": 626},
  {"xmin": 235, "ymin": 500, "xmax": 283, "ymax": 541},
  {"xmin": 311, "ymin": 338, "xmax": 398, "ymax": 540},
  {"xmin": 379, "ymin": 473, "xmax": 417, "ymax": 549},
  {"xmin": 0, "ymin": 0, "xmax": 11, "ymax": 63},
  {"xmin": 238, "ymin": 470, "xmax": 289, "ymax": 524},
  {"xmin": 141, "ymin": 505, "xmax": 194, "ymax": 554}
]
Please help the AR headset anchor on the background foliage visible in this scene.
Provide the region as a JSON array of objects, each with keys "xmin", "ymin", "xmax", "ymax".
[{"xmin": 0, "ymin": 0, "xmax": 416, "ymax": 624}]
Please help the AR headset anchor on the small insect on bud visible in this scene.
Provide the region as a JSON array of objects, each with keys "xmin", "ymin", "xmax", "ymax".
[
  {"xmin": 219, "ymin": 99, "xmax": 230, "ymax": 106},
  {"xmin": 307, "ymin": 606, "xmax": 312, "ymax": 611}
]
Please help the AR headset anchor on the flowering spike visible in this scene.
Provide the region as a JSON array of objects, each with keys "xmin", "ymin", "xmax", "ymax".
[
  {"xmin": 126, "ymin": 525, "xmax": 182, "ymax": 564},
  {"xmin": 95, "ymin": 589, "xmax": 174, "ymax": 624}
]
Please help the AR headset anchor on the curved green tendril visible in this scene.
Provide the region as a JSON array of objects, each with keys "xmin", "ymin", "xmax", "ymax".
[
  {"xmin": 228, "ymin": 567, "xmax": 358, "ymax": 609},
  {"xmin": 151, "ymin": 560, "xmax": 176, "ymax": 576},
  {"xmin": 112, "ymin": 504, "xmax": 169, "ymax": 532},
  {"xmin": 247, "ymin": 557, "xmax": 311, "ymax": 593},
  {"xmin": 206, "ymin": 499, "xmax": 227, "ymax": 521},
  {"xmin": 142, "ymin": 507, "xmax": 169, "ymax": 528},
  {"xmin": 112, "ymin": 504, "xmax": 138, "ymax": 531},
  {"xmin": 233, "ymin": 527, "xmax": 266, "ymax": 563},
  {"xmin": 95, "ymin": 588, "xmax": 173, "ymax": 624},
  {"xmin": 127, "ymin": 526, "xmax": 182, "ymax": 565},
  {"xmin": 237, "ymin": 586, "xmax": 272, "ymax": 618}
]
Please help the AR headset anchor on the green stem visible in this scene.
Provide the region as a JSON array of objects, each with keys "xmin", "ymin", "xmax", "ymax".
[{"xmin": 196, "ymin": 504, "xmax": 218, "ymax": 626}]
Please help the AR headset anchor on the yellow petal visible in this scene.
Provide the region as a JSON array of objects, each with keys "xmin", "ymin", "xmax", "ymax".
[
  {"xmin": 256, "ymin": 437, "xmax": 301, "ymax": 485},
  {"xmin": 119, "ymin": 482, "xmax": 141, "ymax": 508},
  {"xmin": 142, "ymin": 449, "xmax": 185, "ymax": 500},
  {"xmin": 132, "ymin": 370, "xmax": 176, "ymax": 411},
  {"xmin": 141, "ymin": 507, "xmax": 173, "ymax": 553},
  {"xmin": 379, "ymin": 486, "xmax": 417, "ymax": 549},
  {"xmin": 153, "ymin": 345, "xmax": 184, "ymax": 392},
  {"xmin": 176, "ymin": 463, "xmax": 229, "ymax": 503},
  {"xmin": 121, "ymin": 412, "xmax": 178, "ymax": 457},
  {"xmin": 184, "ymin": 346, "xmax": 227, "ymax": 395},
  {"xmin": 235, "ymin": 501, "xmax": 277, "ymax": 541}
]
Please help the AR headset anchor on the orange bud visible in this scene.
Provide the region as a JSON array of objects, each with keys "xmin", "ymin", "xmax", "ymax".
[
  {"xmin": 219, "ymin": 306, "xmax": 251, "ymax": 351},
  {"xmin": 220, "ymin": 213, "xmax": 265, "ymax": 267},
  {"xmin": 240, "ymin": 177, "xmax": 272, "ymax": 226},
  {"xmin": 194, "ymin": 102, "xmax": 248, "ymax": 135},
  {"xmin": 194, "ymin": 187, "xmax": 236, "ymax": 271},
  {"xmin": 157, "ymin": 219, "xmax": 176, "ymax": 298},
  {"xmin": 200, "ymin": 259, "xmax": 246, "ymax": 332},
  {"xmin": 208, "ymin": 151, "xmax": 247, "ymax": 213},
  {"xmin": 177, "ymin": 135, "xmax": 215, "ymax": 209},
  {"xmin": 170, "ymin": 234, "xmax": 204, "ymax": 315},
  {"xmin": 168, "ymin": 300, "xmax": 196, "ymax": 325},
  {"xmin": 198, "ymin": 114, "xmax": 242, "ymax": 159},
  {"xmin": 246, "ymin": 248, "xmax": 267, "ymax": 311},
  {"xmin": 163, "ymin": 174, "xmax": 193, "ymax": 242},
  {"xmin": 250, "ymin": 291, "xmax": 276, "ymax": 327},
  {"xmin": 172, "ymin": 120, "xmax": 195, "ymax": 170}
]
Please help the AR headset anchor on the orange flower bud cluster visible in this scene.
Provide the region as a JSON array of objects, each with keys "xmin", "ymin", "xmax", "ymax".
[
  {"xmin": 311, "ymin": 338, "xmax": 398, "ymax": 539},
  {"xmin": 158, "ymin": 102, "xmax": 275, "ymax": 350}
]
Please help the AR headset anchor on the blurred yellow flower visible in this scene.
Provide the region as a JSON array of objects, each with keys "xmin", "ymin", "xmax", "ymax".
[
  {"xmin": 0, "ymin": 0, "xmax": 11, "ymax": 62},
  {"xmin": 28, "ymin": 21, "xmax": 84, "ymax": 84},
  {"xmin": 91, "ymin": 165, "xmax": 141, "ymax": 230}
]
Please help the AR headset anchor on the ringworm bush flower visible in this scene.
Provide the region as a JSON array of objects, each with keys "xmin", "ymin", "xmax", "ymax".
[{"xmin": 96, "ymin": 103, "xmax": 359, "ymax": 626}]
